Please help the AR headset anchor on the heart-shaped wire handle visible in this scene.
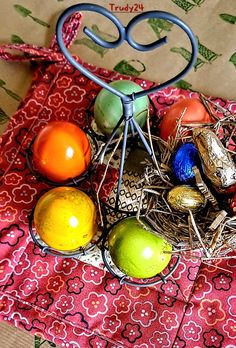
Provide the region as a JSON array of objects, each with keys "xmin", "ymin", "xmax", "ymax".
[
  {"xmin": 56, "ymin": 3, "xmax": 198, "ymax": 101},
  {"xmin": 56, "ymin": 3, "xmax": 198, "ymax": 210}
]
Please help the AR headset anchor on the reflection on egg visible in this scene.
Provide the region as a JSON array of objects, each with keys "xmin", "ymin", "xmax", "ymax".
[
  {"xmin": 108, "ymin": 217, "xmax": 172, "ymax": 279},
  {"xmin": 94, "ymin": 80, "xmax": 149, "ymax": 135},
  {"xmin": 33, "ymin": 121, "xmax": 91, "ymax": 182},
  {"xmin": 33, "ymin": 187, "xmax": 97, "ymax": 251},
  {"xmin": 159, "ymin": 98, "xmax": 213, "ymax": 141},
  {"xmin": 172, "ymin": 142, "xmax": 200, "ymax": 183},
  {"xmin": 167, "ymin": 185, "xmax": 206, "ymax": 213}
]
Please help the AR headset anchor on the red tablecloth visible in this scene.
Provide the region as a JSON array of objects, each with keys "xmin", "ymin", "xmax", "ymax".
[{"xmin": 0, "ymin": 13, "xmax": 236, "ymax": 348}]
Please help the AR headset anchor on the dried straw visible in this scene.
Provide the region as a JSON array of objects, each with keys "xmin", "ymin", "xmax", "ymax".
[{"xmin": 137, "ymin": 95, "xmax": 236, "ymax": 263}]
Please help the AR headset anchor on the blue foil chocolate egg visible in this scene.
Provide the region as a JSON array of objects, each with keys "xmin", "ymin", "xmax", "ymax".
[{"xmin": 172, "ymin": 142, "xmax": 200, "ymax": 183}]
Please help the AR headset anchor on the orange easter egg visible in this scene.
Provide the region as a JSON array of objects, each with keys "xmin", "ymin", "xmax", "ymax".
[
  {"xmin": 33, "ymin": 121, "xmax": 91, "ymax": 182},
  {"xmin": 159, "ymin": 98, "xmax": 213, "ymax": 141}
]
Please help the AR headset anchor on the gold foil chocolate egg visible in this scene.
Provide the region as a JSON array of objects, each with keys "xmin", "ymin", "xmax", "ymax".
[
  {"xmin": 193, "ymin": 128, "xmax": 236, "ymax": 193},
  {"xmin": 167, "ymin": 185, "xmax": 206, "ymax": 213}
]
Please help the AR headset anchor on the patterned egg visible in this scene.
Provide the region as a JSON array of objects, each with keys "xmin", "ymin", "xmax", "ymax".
[
  {"xmin": 167, "ymin": 185, "xmax": 206, "ymax": 213},
  {"xmin": 172, "ymin": 142, "xmax": 200, "ymax": 183}
]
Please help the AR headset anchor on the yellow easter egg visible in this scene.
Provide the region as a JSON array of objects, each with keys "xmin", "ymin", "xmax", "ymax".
[{"xmin": 34, "ymin": 187, "xmax": 97, "ymax": 251}]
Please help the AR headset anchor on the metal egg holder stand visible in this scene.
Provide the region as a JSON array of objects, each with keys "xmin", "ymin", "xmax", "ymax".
[{"xmin": 28, "ymin": 3, "xmax": 198, "ymax": 287}]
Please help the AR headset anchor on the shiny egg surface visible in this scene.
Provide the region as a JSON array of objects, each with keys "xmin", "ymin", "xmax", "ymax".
[
  {"xmin": 33, "ymin": 121, "xmax": 91, "ymax": 182},
  {"xmin": 108, "ymin": 217, "xmax": 172, "ymax": 279},
  {"xmin": 34, "ymin": 187, "xmax": 97, "ymax": 251},
  {"xmin": 172, "ymin": 142, "xmax": 200, "ymax": 183},
  {"xmin": 94, "ymin": 80, "xmax": 149, "ymax": 135},
  {"xmin": 167, "ymin": 185, "xmax": 205, "ymax": 213}
]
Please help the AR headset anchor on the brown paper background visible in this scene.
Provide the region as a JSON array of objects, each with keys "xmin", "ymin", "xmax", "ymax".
[
  {"xmin": 0, "ymin": 0, "xmax": 236, "ymax": 346},
  {"xmin": 1, "ymin": 0, "xmax": 236, "ymax": 136}
]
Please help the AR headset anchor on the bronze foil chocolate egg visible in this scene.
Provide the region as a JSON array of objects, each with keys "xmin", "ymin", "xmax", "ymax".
[
  {"xmin": 167, "ymin": 185, "xmax": 206, "ymax": 213},
  {"xmin": 193, "ymin": 128, "xmax": 236, "ymax": 193}
]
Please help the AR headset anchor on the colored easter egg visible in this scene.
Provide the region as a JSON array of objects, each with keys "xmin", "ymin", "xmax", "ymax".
[
  {"xmin": 172, "ymin": 142, "xmax": 200, "ymax": 183},
  {"xmin": 159, "ymin": 98, "xmax": 212, "ymax": 141},
  {"xmin": 34, "ymin": 187, "xmax": 97, "ymax": 251},
  {"xmin": 108, "ymin": 217, "xmax": 172, "ymax": 279},
  {"xmin": 167, "ymin": 185, "xmax": 206, "ymax": 213},
  {"xmin": 94, "ymin": 80, "xmax": 149, "ymax": 135},
  {"xmin": 33, "ymin": 121, "xmax": 91, "ymax": 182}
]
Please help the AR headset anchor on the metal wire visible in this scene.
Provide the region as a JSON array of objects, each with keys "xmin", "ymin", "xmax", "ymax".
[
  {"xmin": 56, "ymin": 3, "xmax": 198, "ymax": 100},
  {"xmin": 56, "ymin": 3, "xmax": 198, "ymax": 210}
]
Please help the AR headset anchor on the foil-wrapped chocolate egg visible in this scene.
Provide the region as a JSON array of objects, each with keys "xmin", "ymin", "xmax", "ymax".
[
  {"xmin": 193, "ymin": 128, "xmax": 236, "ymax": 193},
  {"xmin": 172, "ymin": 142, "xmax": 200, "ymax": 183},
  {"xmin": 167, "ymin": 185, "xmax": 206, "ymax": 213}
]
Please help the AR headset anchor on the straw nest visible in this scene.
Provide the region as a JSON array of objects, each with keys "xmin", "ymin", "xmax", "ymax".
[{"xmin": 135, "ymin": 95, "xmax": 236, "ymax": 266}]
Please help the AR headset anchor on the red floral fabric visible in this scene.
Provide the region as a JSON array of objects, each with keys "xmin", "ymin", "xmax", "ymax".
[{"xmin": 0, "ymin": 13, "xmax": 236, "ymax": 348}]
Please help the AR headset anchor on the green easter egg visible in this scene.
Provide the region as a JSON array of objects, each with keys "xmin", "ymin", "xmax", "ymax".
[
  {"xmin": 94, "ymin": 80, "xmax": 149, "ymax": 135},
  {"xmin": 108, "ymin": 217, "xmax": 172, "ymax": 279}
]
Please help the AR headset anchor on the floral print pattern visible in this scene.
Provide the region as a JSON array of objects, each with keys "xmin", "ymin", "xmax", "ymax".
[
  {"xmin": 48, "ymin": 321, "xmax": 67, "ymax": 340},
  {"xmin": 31, "ymin": 260, "xmax": 50, "ymax": 279},
  {"xmin": 46, "ymin": 275, "xmax": 65, "ymax": 293},
  {"xmin": 0, "ymin": 14, "xmax": 236, "ymax": 348},
  {"xmin": 228, "ymin": 296, "xmax": 236, "ymax": 317},
  {"xmin": 203, "ymin": 328, "xmax": 224, "ymax": 348},
  {"xmin": 13, "ymin": 251, "xmax": 30, "ymax": 275},
  {"xmin": 159, "ymin": 310, "xmax": 179, "ymax": 331},
  {"xmin": 149, "ymin": 331, "xmax": 171, "ymax": 348},
  {"xmin": 82, "ymin": 264, "xmax": 105, "ymax": 285},
  {"xmin": 54, "ymin": 258, "xmax": 78, "ymax": 276},
  {"xmin": 113, "ymin": 294, "xmax": 132, "ymax": 314},
  {"xmin": 0, "ymin": 295, "xmax": 14, "ymax": 315},
  {"xmin": 193, "ymin": 274, "xmax": 212, "ymax": 300},
  {"xmin": 55, "ymin": 295, "xmax": 74, "ymax": 315},
  {"xmin": 19, "ymin": 278, "xmax": 39, "ymax": 296},
  {"xmin": 66, "ymin": 276, "xmax": 84, "ymax": 294},
  {"xmin": 198, "ymin": 299, "xmax": 226, "ymax": 326},
  {"xmin": 0, "ymin": 259, "xmax": 14, "ymax": 283},
  {"xmin": 0, "ymin": 224, "xmax": 24, "ymax": 246},
  {"xmin": 12, "ymin": 184, "xmax": 37, "ymax": 204},
  {"xmin": 34, "ymin": 292, "xmax": 54, "ymax": 310},
  {"xmin": 212, "ymin": 273, "xmax": 233, "ymax": 291},
  {"xmin": 182, "ymin": 320, "xmax": 202, "ymax": 341},
  {"xmin": 104, "ymin": 277, "xmax": 122, "ymax": 295},
  {"xmin": 64, "ymin": 85, "xmax": 86, "ymax": 103},
  {"xmin": 223, "ymin": 318, "xmax": 236, "ymax": 339},
  {"xmin": 0, "ymin": 206, "xmax": 17, "ymax": 222},
  {"xmin": 82, "ymin": 292, "xmax": 108, "ymax": 318},
  {"xmin": 102, "ymin": 314, "xmax": 121, "ymax": 333},
  {"xmin": 131, "ymin": 301, "xmax": 158, "ymax": 327},
  {"xmin": 0, "ymin": 190, "xmax": 11, "ymax": 207},
  {"xmin": 4, "ymin": 172, "xmax": 22, "ymax": 186},
  {"xmin": 121, "ymin": 323, "xmax": 142, "ymax": 343}
]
